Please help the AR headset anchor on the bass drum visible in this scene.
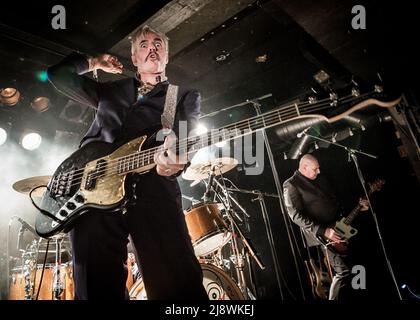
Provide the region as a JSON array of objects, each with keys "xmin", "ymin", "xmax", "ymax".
[{"xmin": 129, "ymin": 263, "xmax": 245, "ymax": 300}]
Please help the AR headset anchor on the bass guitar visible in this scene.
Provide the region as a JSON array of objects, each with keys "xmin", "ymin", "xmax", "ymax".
[
  {"xmin": 319, "ymin": 178, "xmax": 385, "ymax": 253},
  {"xmin": 35, "ymin": 91, "xmax": 399, "ymax": 237}
]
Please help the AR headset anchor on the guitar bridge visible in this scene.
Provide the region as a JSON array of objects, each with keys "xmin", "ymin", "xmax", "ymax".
[{"xmin": 49, "ymin": 169, "xmax": 77, "ymax": 198}]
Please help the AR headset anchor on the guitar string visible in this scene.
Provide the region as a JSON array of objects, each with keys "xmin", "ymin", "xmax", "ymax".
[
  {"xmin": 49, "ymin": 96, "xmax": 333, "ymax": 186},
  {"xmin": 56, "ymin": 93, "xmax": 371, "ymax": 192},
  {"xmin": 58, "ymin": 97, "xmax": 341, "ymax": 185},
  {"xmin": 58, "ymin": 92, "xmax": 374, "ymax": 193},
  {"xmin": 51, "ymin": 93, "xmax": 372, "ymax": 192}
]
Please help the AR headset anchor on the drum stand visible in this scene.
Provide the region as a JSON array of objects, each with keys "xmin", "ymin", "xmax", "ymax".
[
  {"xmin": 52, "ymin": 237, "xmax": 65, "ymax": 300},
  {"xmin": 23, "ymin": 241, "xmax": 38, "ymax": 300},
  {"xmin": 210, "ymin": 177, "xmax": 265, "ymax": 299}
]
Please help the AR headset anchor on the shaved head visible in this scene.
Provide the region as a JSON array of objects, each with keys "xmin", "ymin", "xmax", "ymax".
[
  {"xmin": 299, "ymin": 154, "xmax": 320, "ymax": 180},
  {"xmin": 299, "ymin": 154, "xmax": 319, "ymax": 169}
]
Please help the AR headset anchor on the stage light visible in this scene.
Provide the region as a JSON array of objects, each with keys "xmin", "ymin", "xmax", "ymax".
[
  {"xmin": 0, "ymin": 127, "xmax": 7, "ymax": 145},
  {"xmin": 21, "ymin": 132, "xmax": 42, "ymax": 150},
  {"xmin": 0, "ymin": 87, "xmax": 21, "ymax": 106},
  {"xmin": 36, "ymin": 70, "xmax": 49, "ymax": 82},
  {"xmin": 215, "ymin": 140, "xmax": 227, "ymax": 148},
  {"xmin": 31, "ymin": 96, "xmax": 50, "ymax": 112},
  {"xmin": 195, "ymin": 123, "xmax": 208, "ymax": 135}
]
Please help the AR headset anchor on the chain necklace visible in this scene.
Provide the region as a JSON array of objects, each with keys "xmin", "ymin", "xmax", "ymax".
[{"xmin": 135, "ymin": 74, "xmax": 167, "ymax": 101}]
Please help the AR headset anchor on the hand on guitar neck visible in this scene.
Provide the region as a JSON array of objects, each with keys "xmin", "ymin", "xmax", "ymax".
[{"xmin": 323, "ymin": 197, "xmax": 370, "ymax": 253}]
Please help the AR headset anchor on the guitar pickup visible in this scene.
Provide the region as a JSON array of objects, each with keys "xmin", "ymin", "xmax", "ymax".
[{"xmin": 85, "ymin": 159, "xmax": 107, "ymax": 190}]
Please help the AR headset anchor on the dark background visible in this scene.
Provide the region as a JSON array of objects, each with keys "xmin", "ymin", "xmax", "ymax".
[{"xmin": 1, "ymin": 0, "xmax": 419, "ymax": 300}]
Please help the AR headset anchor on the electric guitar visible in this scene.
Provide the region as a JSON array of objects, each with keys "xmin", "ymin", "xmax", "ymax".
[
  {"xmin": 35, "ymin": 91, "xmax": 399, "ymax": 238},
  {"xmin": 304, "ymin": 256, "xmax": 332, "ymax": 299},
  {"xmin": 319, "ymin": 178, "xmax": 385, "ymax": 253}
]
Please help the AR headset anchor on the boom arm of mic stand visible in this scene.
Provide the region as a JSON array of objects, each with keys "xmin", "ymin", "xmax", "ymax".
[{"xmin": 214, "ymin": 179, "xmax": 250, "ymax": 218}]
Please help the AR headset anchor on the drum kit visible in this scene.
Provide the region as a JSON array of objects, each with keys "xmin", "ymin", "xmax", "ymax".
[
  {"xmin": 10, "ymin": 157, "xmax": 264, "ymax": 300},
  {"xmin": 127, "ymin": 157, "xmax": 265, "ymax": 300},
  {"xmin": 8, "ymin": 236, "xmax": 74, "ymax": 300},
  {"xmin": 9, "ymin": 176, "xmax": 73, "ymax": 300}
]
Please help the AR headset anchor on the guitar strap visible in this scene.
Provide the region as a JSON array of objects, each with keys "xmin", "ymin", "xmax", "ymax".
[{"xmin": 161, "ymin": 84, "xmax": 179, "ymax": 130}]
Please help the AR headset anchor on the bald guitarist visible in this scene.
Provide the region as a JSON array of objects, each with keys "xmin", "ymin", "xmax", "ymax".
[{"xmin": 283, "ymin": 154, "xmax": 369, "ymax": 300}]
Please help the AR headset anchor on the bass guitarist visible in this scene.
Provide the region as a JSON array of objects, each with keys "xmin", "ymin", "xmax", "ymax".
[
  {"xmin": 283, "ymin": 154, "xmax": 369, "ymax": 300},
  {"xmin": 46, "ymin": 25, "xmax": 207, "ymax": 300}
]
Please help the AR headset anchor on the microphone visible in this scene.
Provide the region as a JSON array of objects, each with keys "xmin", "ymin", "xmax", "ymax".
[
  {"xmin": 296, "ymin": 127, "xmax": 311, "ymax": 138},
  {"xmin": 202, "ymin": 166, "xmax": 216, "ymax": 202},
  {"xmin": 16, "ymin": 217, "xmax": 36, "ymax": 235}
]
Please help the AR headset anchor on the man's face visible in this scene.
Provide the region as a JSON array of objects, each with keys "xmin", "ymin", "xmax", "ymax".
[
  {"xmin": 304, "ymin": 161, "xmax": 320, "ymax": 180},
  {"xmin": 131, "ymin": 32, "xmax": 168, "ymax": 74}
]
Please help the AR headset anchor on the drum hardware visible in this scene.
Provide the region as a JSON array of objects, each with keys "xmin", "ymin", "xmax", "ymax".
[
  {"xmin": 207, "ymin": 177, "xmax": 264, "ymax": 299},
  {"xmin": 52, "ymin": 237, "xmax": 64, "ymax": 299},
  {"xmin": 7, "ymin": 218, "xmax": 74, "ymax": 300},
  {"xmin": 202, "ymin": 164, "xmax": 216, "ymax": 202},
  {"xmin": 213, "ymin": 178, "xmax": 265, "ymax": 269},
  {"xmin": 181, "ymin": 194, "xmax": 201, "ymax": 205},
  {"xmin": 182, "ymin": 156, "xmax": 263, "ymax": 299}
]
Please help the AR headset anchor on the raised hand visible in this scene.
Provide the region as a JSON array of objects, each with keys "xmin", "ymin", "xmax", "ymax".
[{"xmin": 88, "ymin": 54, "xmax": 123, "ymax": 74}]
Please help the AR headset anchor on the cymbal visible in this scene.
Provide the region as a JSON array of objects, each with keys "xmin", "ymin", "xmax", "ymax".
[
  {"xmin": 182, "ymin": 157, "xmax": 238, "ymax": 181},
  {"xmin": 12, "ymin": 175, "xmax": 51, "ymax": 197}
]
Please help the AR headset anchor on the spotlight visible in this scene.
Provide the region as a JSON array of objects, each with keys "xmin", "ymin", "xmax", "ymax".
[
  {"xmin": 36, "ymin": 70, "xmax": 49, "ymax": 82},
  {"xmin": 215, "ymin": 140, "xmax": 227, "ymax": 148},
  {"xmin": 0, "ymin": 88, "xmax": 21, "ymax": 106},
  {"xmin": 195, "ymin": 124, "xmax": 208, "ymax": 135},
  {"xmin": 0, "ymin": 127, "xmax": 7, "ymax": 145},
  {"xmin": 21, "ymin": 132, "xmax": 42, "ymax": 150},
  {"xmin": 31, "ymin": 96, "xmax": 50, "ymax": 112}
]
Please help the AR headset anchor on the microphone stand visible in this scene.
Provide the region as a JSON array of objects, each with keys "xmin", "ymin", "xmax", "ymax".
[
  {"xmin": 213, "ymin": 179, "xmax": 265, "ymax": 271},
  {"xmin": 301, "ymin": 131, "xmax": 403, "ymax": 300},
  {"xmin": 250, "ymin": 100, "xmax": 306, "ymax": 300}
]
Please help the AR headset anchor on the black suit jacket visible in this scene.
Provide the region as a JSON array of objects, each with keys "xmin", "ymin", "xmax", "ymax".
[
  {"xmin": 47, "ymin": 52, "xmax": 200, "ymax": 147},
  {"xmin": 283, "ymin": 171, "xmax": 340, "ymax": 246}
]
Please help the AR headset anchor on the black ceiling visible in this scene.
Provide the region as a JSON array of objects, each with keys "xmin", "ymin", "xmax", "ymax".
[{"xmin": 0, "ymin": 0, "xmax": 418, "ymax": 150}]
